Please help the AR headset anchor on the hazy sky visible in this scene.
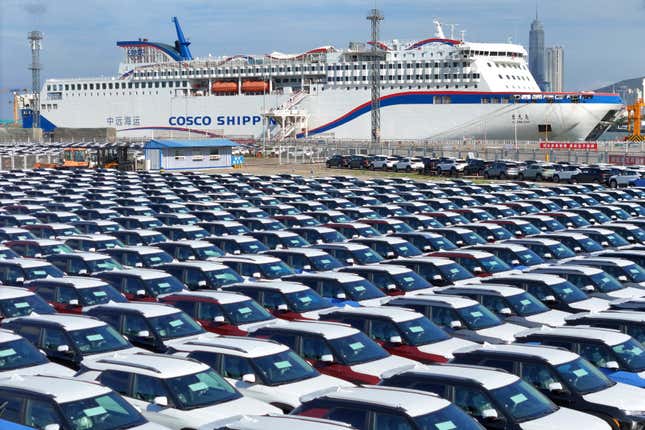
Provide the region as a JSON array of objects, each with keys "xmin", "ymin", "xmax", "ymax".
[{"xmin": 1, "ymin": 0, "xmax": 644, "ymax": 118}]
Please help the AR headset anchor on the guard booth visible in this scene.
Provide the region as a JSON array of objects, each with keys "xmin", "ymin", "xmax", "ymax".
[{"xmin": 143, "ymin": 139, "xmax": 239, "ymax": 170}]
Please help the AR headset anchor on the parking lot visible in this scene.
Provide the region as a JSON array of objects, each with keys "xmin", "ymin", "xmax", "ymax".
[{"xmin": 1, "ymin": 166, "xmax": 645, "ymax": 430}]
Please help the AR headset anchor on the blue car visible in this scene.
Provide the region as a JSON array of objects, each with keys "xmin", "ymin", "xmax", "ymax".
[{"xmin": 515, "ymin": 326, "xmax": 645, "ymax": 388}]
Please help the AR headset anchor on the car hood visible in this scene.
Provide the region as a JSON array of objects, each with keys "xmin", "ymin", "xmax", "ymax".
[
  {"xmin": 418, "ymin": 336, "xmax": 477, "ymax": 359},
  {"xmin": 524, "ymin": 309, "xmax": 572, "ymax": 327},
  {"xmin": 238, "ymin": 318, "xmax": 286, "ymax": 332},
  {"xmin": 569, "ymin": 297, "xmax": 611, "ymax": 312},
  {"xmin": 274, "ymin": 374, "xmax": 353, "ymax": 407},
  {"xmin": 476, "ymin": 322, "xmax": 525, "ymax": 343},
  {"xmin": 521, "ymin": 407, "xmax": 611, "ymax": 430},
  {"xmin": 351, "ymin": 354, "xmax": 419, "ymax": 378},
  {"xmin": 164, "ymin": 332, "xmax": 220, "ymax": 350},
  {"xmin": 583, "ymin": 382, "xmax": 645, "ymax": 410},
  {"xmin": 162, "ymin": 396, "xmax": 281, "ymax": 427}
]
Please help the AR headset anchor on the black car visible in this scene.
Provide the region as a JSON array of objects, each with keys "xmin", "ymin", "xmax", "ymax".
[
  {"xmin": 571, "ymin": 166, "xmax": 613, "ymax": 184},
  {"xmin": 462, "ymin": 158, "xmax": 490, "ymax": 176},
  {"xmin": 347, "ymin": 154, "xmax": 370, "ymax": 169},
  {"xmin": 325, "ymin": 154, "xmax": 349, "ymax": 168}
]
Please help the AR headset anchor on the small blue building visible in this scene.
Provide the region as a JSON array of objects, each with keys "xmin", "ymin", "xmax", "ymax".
[{"xmin": 143, "ymin": 138, "xmax": 239, "ymax": 170}]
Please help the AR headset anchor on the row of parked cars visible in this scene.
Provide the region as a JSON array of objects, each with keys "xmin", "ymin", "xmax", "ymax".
[
  {"xmin": 326, "ymin": 154, "xmax": 644, "ymax": 187},
  {"xmin": 1, "ymin": 168, "xmax": 645, "ymax": 430}
]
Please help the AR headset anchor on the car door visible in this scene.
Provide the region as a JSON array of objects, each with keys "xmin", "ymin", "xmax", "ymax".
[
  {"xmin": 131, "ymin": 374, "xmax": 179, "ymax": 428},
  {"xmin": 41, "ymin": 326, "xmax": 77, "ymax": 368}
]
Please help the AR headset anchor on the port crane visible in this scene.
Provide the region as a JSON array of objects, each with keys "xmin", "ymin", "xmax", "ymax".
[{"xmin": 626, "ymin": 98, "xmax": 643, "ymax": 141}]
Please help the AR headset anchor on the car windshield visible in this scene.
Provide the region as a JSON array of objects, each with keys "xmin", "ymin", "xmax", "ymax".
[
  {"xmin": 353, "ymin": 247, "xmax": 383, "ymax": 264},
  {"xmin": 145, "ymin": 276, "xmax": 185, "ymax": 296},
  {"xmin": 488, "ymin": 227, "xmax": 513, "ymax": 240},
  {"xmin": 142, "ymin": 252, "xmax": 173, "ymax": 266},
  {"xmin": 515, "ymin": 249, "xmax": 544, "ymax": 266},
  {"xmin": 576, "ymin": 238, "xmax": 603, "ymax": 252},
  {"xmin": 97, "ymin": 239, "xmax": 123, "ymax": 249},
  {"xmin": 462, "ymin": 232, "xmax": 486, "ymax": 245},
  {"xmin": 86, "ymin": 258, "xmax": 123, "ymax": 273},
  {"xmin": 570, "ymin": 216, "xmax": 590, "ymax": 227},
  {"xmin": 437, "ymin": 263, "xmax": 474, "ymax": 282},
  {"xmin": 253, "ymin": 349, "xmax": 319, "ymax": 385},
  {"xmin": 77, "ymin": 286, "xmax": 127, "ymax": 305},
  {"xmin": 550, "ymin": 281, "xmax": 589, "ymax": 303},
  {"xmin": 320, "ymin": 230, "xmax": 348, "ymax": 243},
  {"xmin": 621, "ymin": 263, "xmax": 645, "ymax": 282},
  {"xmin": 185, "ymin": 229, "xmax": 209, "ymax": 240},
  {"xmin": 205, "ymin": 268, "xmax": 244, "ymax": 286},
  {"xmin": 145, "ymin": 233, "xmax": 167, "ymax": 244},
  {"xmin": 344, "ymin": 280, "xmax": 386, "ymax": 301},
  {"xmin": 25, "ymin": 265, "xmax": 64, "ymax": 279},
  {"xmin": 427, "ymin": 236, "xmax": 457, "ymax": 251},
  {"xmin": 358, "ymin": 226, "xmax": 380, "ymax": 237},
  {"xmin": 589, "ymin": 272, "xmax": 624, "ymax": 293},
  {"xmin": 41, "ymin": 244, "xmax": 75, "ymax": 255},
  {"xmin": 259, "ymin": 261, "xmax": 294, "ymax": 278},
  {"xmin": 611, "ymin": 338, "xmax": 645, "ymax": 372},
  {"xmin": 398, "ymin": 316, "xmax": 450, "ymax": 346},
  {"xmin": 602, "ymin": 233, "xmax": 630, "ymax": 247},
  {"xmin": 240, "ymin": 240, "xmax": 269, "ymax": 253},
  {"xmin": 555, "ymin": 357, "xmax": 614, "ymax": 394},
  {"xmin": 478, "ymin": 256, "xmax": 512, "ymax": 273},
  {"xmin": 457, "ymin": 304, "xmax": 502, "ymax": 330},
  {"xmin": 414, "ymin": 404, "xmax": 484, "ymax": 430},
  {"xmin": 310, "ymin": 254, "xmax": 343, "ymax": 271},
  {"xmin": 221, "ymin": 299, "xmax": 274, "ymax": 324},
  {"xmin": 546, "ymin": 244, "xmax": 575, "ymax": 259},
  {"xmin": 490, "ymin": 379, "xmax": 557, "ymax": 422},
  {"xmin": 519, "ymin": 223, "xmax": 541, "ymax": 235},
  {"xmin": 69, "ymin": 325, "xmax": 131, "ymax": 355},
  {"xmin": 194, "ymin": 246, "xmax": 224, "ymax": 259},
  {"xmin": 283, "ymin": 236, "xmax": 310, "ymax": 247},
  {"xmin": 0, "ymin": 338, "xmax": 48, "ymax": 370},
  {"xmin": 388, "ymin": 241, "xmax": 421, "ymax": 257},
  {"xmin": 150, "ymin": 311, "xmax": 205, "ymax": 339},
  {"xmin": 0, "ymin": 294, "xmax": 55, "ymax": 317},
  {"xmin": 61, "ymin": 391, "xmax": 146, "ymax": 430},
  {"xmin": 506, "ymin": 292, "xmax": 550, "ymax": 316},
  {"xmin": 165, "ymin": 369, "xmax": 241, "ymax": 409},
  {"xmin": 328, "ymin": 331, "xmax": 389, "ymax": 365},
  {"xmin": 392, "ymin": 271, "xmax": 431, "ymax": 291},
  {"xmin": 285, "ymin": 289, "xmax": 331, "ymax": 312}
]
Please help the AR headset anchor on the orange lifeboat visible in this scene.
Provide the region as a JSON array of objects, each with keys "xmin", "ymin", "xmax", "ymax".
[
  {"xmin": 242, "ymin": 81, "xmax": 269, "ymax": 93},
  {"xmin": 211, "ymin": 81, "xmax": 238, "ymax": 93}
]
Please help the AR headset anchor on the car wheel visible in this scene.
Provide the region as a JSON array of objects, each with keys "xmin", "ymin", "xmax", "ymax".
[
  {"xmin": 394, "ymin": 167, "xmax": 398, "ymax": 172},
  {"xmin": 553, "ymin": 175, "xmax": 560, "ymax": 183},
  {"xmin": 451, "ymin": 168, "xmax": 457, "ymax": 177},
  {"xmin": 610, "ymin": 179, "xmax": 617, "ymax": 188},
  {"xmin": 536, "ymin": 174, "xmax": 542, "ymax": 181},
  {"xmin": 500, "ymin": 172, "xmax": 507, "ymax": 179},
  {"xmin": 483, "ymin": 172, "xmax": 490, "ymax": 179},
  {"xmin": 517, "ymin": 173, "xmax": 524, "ymax": 180},
  {"xmin": 406, "ymin": 166, "xmax": 412, "ymax": 172}
]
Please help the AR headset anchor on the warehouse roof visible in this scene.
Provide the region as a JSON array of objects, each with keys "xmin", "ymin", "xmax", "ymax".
[{"xmin": 144, "ymin": 139, "xmax": 239, "ymax": 149}]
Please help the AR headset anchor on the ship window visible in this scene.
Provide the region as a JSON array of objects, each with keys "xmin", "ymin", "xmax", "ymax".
[
  {"xmin": 168, "ymin": 81, "xmax": 173, "ymax": 88},
  {"xmin": 183, "ymin": 81, "xmax": 188, "ymax": 86},
  {"xmin": 134, "ymin": 83, "xmax": 139, "ymax": 89},
  {"xmin": 161, "ymin": 82, "xmax": 166, "ymax": 88},
  {"xmin": 128, "ymin": 83, "xmax": 133, "ymax": 89},
  {"xmin": 538, "ymin": 124, "xmax": 553, "ymax": 132}
]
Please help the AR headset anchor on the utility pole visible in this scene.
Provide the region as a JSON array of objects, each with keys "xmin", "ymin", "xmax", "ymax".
[
  {"xmin": 28, "ymin": 31, "xmax": 43, "ymax": 129},
  {"xmin": 367, "ymin": 9, "xmax": 383, "ymax": 152}
]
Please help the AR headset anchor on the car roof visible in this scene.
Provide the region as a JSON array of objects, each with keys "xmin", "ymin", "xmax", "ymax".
[
  {"xmin": 304, "ymin": 386, "xmax": 448, "ymax": 417},
  {"xmin": 468, "ymin": 243, "xmax": 528, "ymax": 252},
  {"xmin": 519, "ymin": 326, "xmax": 631, "ymax": 346},
  {"xmin": 161, "ymin": 260, "xmax": 230, "ymax": 270},
  {"xmin": 54, "ymin": 252, "xmax": 112, "ymax": 261},
  {"xmin": 397, "ymin": 364, "xmax": 519, "ymax": 390},
  {"xmin": 344, "ymin": 264, "xmax": 411, "ymax": 275},
  {"xmin": 538, "ymin": 264, "xmax": 603, "ymax": 276},
  {"xmin": 0, "ymin": 328, "xmax": 28, "ymax": 343},
  {"xmin": 65, "ymin": 234, "xmax": 119, "ymax": 241},
  {"xmin": 26, "ymin": 276, "xmax": 109, "ymax": 289},
  {"xmin": 0, "ymin": 286, "xmax": 38, "ymax": 299},
  {"xmin": 215, "ymin": 415, "xmax": 356, "ymax": 430},
  {"xmin": 567, "ymin": 311, "xmax": 645, "ymax": 323},
  {"xmin": 101, "ymin": 268, "xmax": 172, "ymax": 280},
  {"xmin": 165, "ymin": 290, "xmax": 250, "ymax": 304},
  {"xmin": 173, "ymin": 335, "xmax": 289, "ymax": 358},
  {"xmin": 258, "ymin": 320, "xmax": 357, "ymax": 339},
  {"xmin": 0, "ymin": 375, "xmax": 111, "ymax": 403},
  {"xmin": 287, "ymin": 271, "xmax": 365, "ymax": 282},
  {"xmin": 321, "ymin": 306, "xmax": 421, "ymax": 323},
  {"xmin": 90, "ymin": 302, "xmax": 179, "ymax": 318},
  {"xmin": 568, "ymin": 257, "xmax": 634, "ymax": 267},
  {"xmin": 265, "ymin": 247, "xmax": 328, "ymax": 257},
  {"xmin": 315, "ymin": 243, "xmax": 370, "ymax": 251},
  {"xmin": 227, "ymin": 280, "xmax": 308, "ymax": 293},
  {"xmin": 457, "ymin": 343, "xmax": 579, "ymax": 365},
  {"xmin": 506, "ymin": 238, "xmax": 560, "ymax": 246},
  {"xmin": 0, "ymin": 258, "xmax": 52, "ymax": 268},
  {"xmin": 432, "ymin": 250, "xmax": 493, "ymax": 259},
  {"xmin": 11, "ymin": 313, "xmax": 105, "ymax": 330},
  {"xmin": 437, "ymin": 284, "xmax": 525, "ymax": 297},
  {"xmin": 391, "ymin": 294, "xmax": 477, "ymax": 309},
  {"xmin": 84, "ymin": 352, "xmax": 209, "ymax": 378},
  {"xmin": 489, "ymin": 273, "xmax": 566, "ymax": 285}
]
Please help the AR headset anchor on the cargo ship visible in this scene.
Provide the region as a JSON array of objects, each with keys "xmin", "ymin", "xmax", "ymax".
[{"xmin": 18, "ymin": 17, "xmax": 623, "ymax": 141}]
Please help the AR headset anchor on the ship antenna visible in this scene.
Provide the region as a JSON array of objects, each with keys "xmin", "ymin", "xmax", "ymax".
[{"xmin": 172, "ymin": 16, "xmax": 193, "ymax": 61}]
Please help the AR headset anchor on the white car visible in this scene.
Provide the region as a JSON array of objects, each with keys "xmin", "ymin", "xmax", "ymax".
[
  {"xmin": 0, "ymin": 374, "xmax": 169, "ymax": 430},
  {"xmin": 78, "ymin": 353, "xmax": 281, "ymax": 429},
  {"xmin": 393, "ymin": 157, "xmax": 424, "ymax": 172},
  {"xmin": 552, "ymin": 164, "xmax": 582, "ymax": 183},
  {"xmin": 172, "ymin": 335, "xmax": 353, "ymax": 412},
  {"xmin": 608, "ymin": 169, "xmax": 641, "ymax": 188},
  {"xmin": 207, "ymin": 415, "xmax": 357, "ymax": 430},
  {"xmin": 370, "ymin": 155, "xmax": 398, "ymax": 170},
  {"xmin": 436, "ymin": 158, "xmax": 468, "ymax": 176},
  {"xmin": 0, "ymin": 329, "xmax": 74, "ymax": 377}
]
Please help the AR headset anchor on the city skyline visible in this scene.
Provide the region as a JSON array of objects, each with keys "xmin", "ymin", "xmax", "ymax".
[{"xmin": 1, "ymin": 0, "xmax": 644, "ymax": 119}]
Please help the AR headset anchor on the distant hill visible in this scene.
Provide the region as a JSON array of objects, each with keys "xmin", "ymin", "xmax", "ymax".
[{"xmin": 595, "ymin": 76, "xmax": 644, "ymax": 104}]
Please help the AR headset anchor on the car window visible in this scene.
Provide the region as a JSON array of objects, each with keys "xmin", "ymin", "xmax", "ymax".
[
  {"xmin": 301, "ymin": 335, "xmax": 333, "ymax": 361},
  {"xmin": 370, "ymin": 319, "xmax": 400, "ymax": 343},
  {"xmin": 454, "ymin": 385, "xmax": 499, "ymax": 419},
  {"xmin": 132, "ymin": 374, "xmax": 169, "ymax": 403},
  {"xmin": 0, "ymin": 392, "xmax": 24, "ymax": 423},
  {"xmin": 579, "ymin": 342, "xmax": 614, "ymax": 368},
  {"xmin": 42, "ymin": 327, "xmax": 68, "ymax": 352},
  {"xmin": 261, "ymin": 291, "xmax": 287, "ymax": 311},
  {"xmin": 430, "ymin": 306, "xmax": 460, "ymax": 327},
  {"xmin": 267, "ymin": 333, "xmax": 297, "ymax": 350},
  {"xmin": 521, "ymin": 362, "xmax": 561, "ymax": 391},
  {"xmin": 57, "ymin": 286, "xmax": 80, "ymax": 304},
  {"xmin": 220, "ymin": 354, "xmax": 255, "ymax": 379},
  {"xmin": 481, "ymin": 295, "xmax": 509, "ymax": 315},
  {"xmin": 34, "ymin": 285, "xmax": 56, "ymax": 302},
  {"xmin": 185, "ymin": 269, "xmax": 208, "ymax": 289},
  {"xmin": 327, "ymin": 407, "xmax": 368, "ymax": 430},
  {"xmin": 319, "ymin": 281, "xmax": 344, "ymax": 299},
  {"xmin": 122, "ymin": 277, "xmax": 144, "ymax": 296},
  {"xmin": 98, "ymin": 370, "xmax": 131, "ymax": 396},
  {"xmin": 373, "ymin": 411, "xmax": 413, "ymax": 430},
  {"xmin": 122, "ymin": 314, "xmax": 148, "ymax": 338}
]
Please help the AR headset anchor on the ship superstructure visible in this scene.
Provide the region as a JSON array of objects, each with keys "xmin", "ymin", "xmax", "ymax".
[{"xmin": 22, "ymin": 17, "xmax": 623, "ymax": 141}]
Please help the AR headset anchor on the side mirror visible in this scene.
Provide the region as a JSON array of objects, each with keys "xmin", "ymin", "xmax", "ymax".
[
  {"xmin": 277, "ymin": 303, "xmax": 289, "ymax": 312},
  {"xmin": 511, "ymin": 259, "xmax": 520, "ymax": 266},
  {"xmin": 252, "ymin": 272, "xmax": 262, "ymax": 279},
  {"xmin": 548, "ymin": 382, "xmax": 564, "ymax": 393},
  {"xmin": 233, "ymin": 249, "xmax": 241, "ymax": 255},
  {"xmin": 515, "ymin": 231, "xmax": 522, "ymax": 235},
  {"xmin": 153, "ymin": 396, "xmax": 168, "ymax": 407},
  {"xmin": 345, "ymin": 258, "xmax": 354, "ymax": 264},
  {"xmin": 573, "ymin": 247, "xmax": 582, "ymax": 252},
  {"xmin": 456, "ymin": 240, "xmax": 464, "ymax": 246},
  {"xmin": 187, "ymin": 255, "xmax": 196, "ymax": 260},
  {"xmin": 302, "ymin": 264, "xmax": 312, "ymax": 271},
  {"xmin": 432, "ymin": 274, "xmax": 443, "ymax": 281},
  {"xmin": 566, "ymin": 222, "xmax": 573, "ymax": 227},
  {"xmin": 472, "ymin": 267, "xmax": 483, "ymax": 274},
  {"xmin": 68, "ymin": 299, "xmax": 79, "ymax": 306},
  {"xmin": 582, "ymin": 285, "xmax": 595, "ymax": 292},
  {"xmin": 389, "ymin": 335, "xmax": 403, "ymax": 344},
  {"xmin": 601, "ymin": 241, "xmax": 609, "ymax": 246},
  {"xmin": 77, "ymin": 269, "xmax": 88, "ymax": 275},
  {"xmin": 335, "ymin": 292, "xmax": 347, "ymax": 300},
  {"xmin": 44, "ymin": 425, "xmax": 60, "ymax": 430},
  {"xmin": 34, "ymin": 253, "xmax": 43, "ymax": 258},
  {"xmin": 499, "ymin": 307, "xmax": 513, "ymax": 316},
  {"xmin": 135, "ymin": 262, "xmax": 143, "ymax": 268},
  {"xmin": 197, "ymin": 280, "xmax": 207, "ymax": 287},
  {"xmin": 543, "ymin": 253, "xmax": 553, "ymax": 259},
  {"xmin": 386, "ymin": 251, "xmax": 395, "ymax": 258},
  {"xmin": 544, "ymin": 295, "xmax": 556, "ymax": 303},
  {"xmin": 242, "ymin": 373, "xmax": 256, "ymax": 384},
  {"xmin": 275, "ymin": 244, "xmax": 284, "ymax": 250},
  {"xmin": 423, "ymin": 245, "xmax": 432, "ymax": 251},
  {"xmin": 137, "ymin": 330, "xmax": 151, "ymax": 338},
  {"xmin": 15, "ymin": 277, "xmax": 24, "ymax": 284},
  {"xmin": 482, "ymin": 409, "xmax": 499, "ymax": 421},
  {"xmin": 540, "ymin": 226, "xmax": 547, "ymax": 231},
  {"xmin": 487, "ymin": 235, "xmax": 495, "ymax": 241},
  {"xmin": 618, "ymin": 275, "xmax": 628, "ymax": 282},
  {"xmin": 386, "ymin": 284, "xmax": 397, "ymax": 291},
  {"xmin": 450, "ymin": 320, "xmax": 463, "ymax": 329},
  {"xmin": 213, "ymin": 315, "xmax": 225, "ymax": 323},
  {"xmin": 56, "ymin": 344, "xmax": 71, "ymax": 353},
  {"xmin": 605, "ymin": 360, "xmax": 620, "ymax": 370},
  {"xmin": 320, "ymin": 354, "xmax": 334, "ymax": 363},
  {"xmin": 352, "ymin": 234, "xmax": 359, "ymax": 239}
]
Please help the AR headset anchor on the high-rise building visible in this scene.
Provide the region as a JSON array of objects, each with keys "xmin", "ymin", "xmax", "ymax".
[
  {"xmin": 545, "ymin": 46, "xmax": 564, "ymax": 92},
  {"xmin": 529, "ymin": 12, "xmax": 546, "ymax": 90}
]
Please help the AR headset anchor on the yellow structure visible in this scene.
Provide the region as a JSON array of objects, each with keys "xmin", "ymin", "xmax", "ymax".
[{"xmin": 626, "ymin": 98, "xmax": 644, "ymax": 141}]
